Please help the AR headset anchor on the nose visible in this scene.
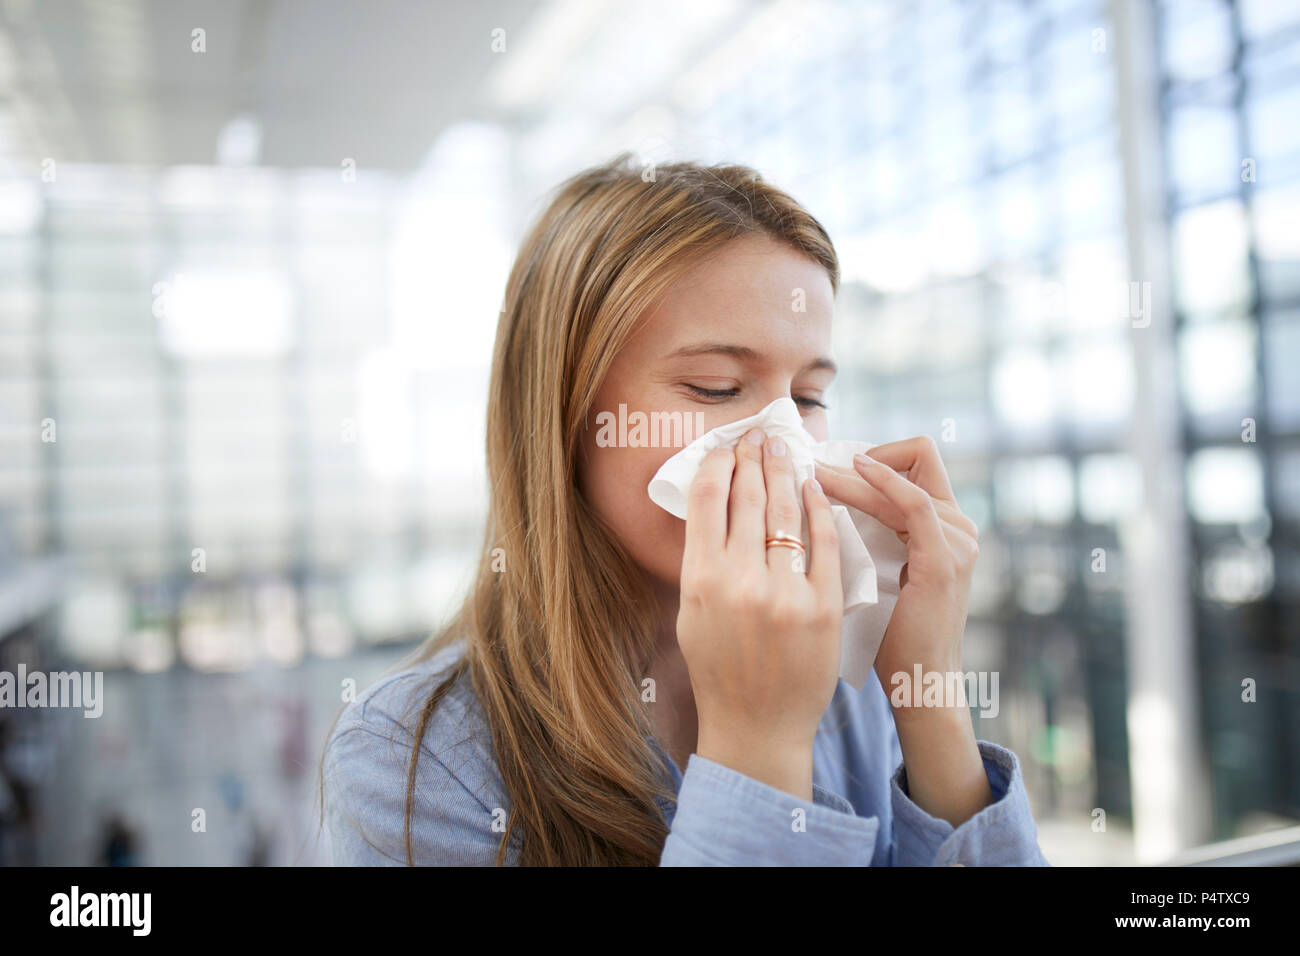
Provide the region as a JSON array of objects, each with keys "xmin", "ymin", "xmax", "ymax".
[{"xmin": 753, "ymin": 380, "xmax": 798, "ymax": 411}]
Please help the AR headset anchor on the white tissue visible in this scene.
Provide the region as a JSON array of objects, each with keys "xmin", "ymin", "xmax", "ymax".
[{"xmin": 647, "ymin": 397, "xmax": 907, "ymax": 691}]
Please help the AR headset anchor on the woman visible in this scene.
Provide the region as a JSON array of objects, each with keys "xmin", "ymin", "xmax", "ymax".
[{"xmin": 320, "ymin": 155, "xmax": 1049, "ymax": 866}]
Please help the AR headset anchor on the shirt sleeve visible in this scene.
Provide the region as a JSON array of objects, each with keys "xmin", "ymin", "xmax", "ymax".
[
  {"xmin": 323, "ymin": 724, "xmax": 505, "ymax": 866},
  {"xmin": 888, "ymin": 736, "xmax": 1051, "ymax": 866},
  {"xmin": 660, "ymin": 754, "xmax": 881, "ymax": 865}
]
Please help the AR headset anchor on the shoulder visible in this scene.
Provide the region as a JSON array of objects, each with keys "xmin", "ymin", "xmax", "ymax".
[
  {"xmin": 331, "ymin": 641, "xmax": 474, "ymax": 746},
  {"xmin": 323, "ymin": 640, "xmax": 508, "ymax": 865}
]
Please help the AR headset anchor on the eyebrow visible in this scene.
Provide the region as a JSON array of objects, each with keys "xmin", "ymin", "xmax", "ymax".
[{"xmin": 665, "ymin": 342, "xmax": 837, "ymax": 375}]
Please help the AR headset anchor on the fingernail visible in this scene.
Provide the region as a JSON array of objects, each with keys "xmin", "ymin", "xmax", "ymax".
[
  {"xmin": 768, "ymin": 436, "xmax": 786, "ymax": 457},
  {"xmin": 807, "ymin": 478, "xmax": 823, "ymax": 495},
  {"xmin": 744, "ymin": 428, "xmax": 765, "ymax": 446},
  {"xmin": 854, "ymin": 452, "xmax": 876, "ymax": 468}
]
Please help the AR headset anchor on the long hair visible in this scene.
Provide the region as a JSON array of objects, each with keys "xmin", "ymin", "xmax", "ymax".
[{"xmin": 320, "ymin": 153, "xmax": 840, "ymax": 866}]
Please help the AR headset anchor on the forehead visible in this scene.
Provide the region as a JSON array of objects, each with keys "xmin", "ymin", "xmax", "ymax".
[{"xmin": 638, "ymin": 234, "xmax": 835, "ymax": 351}]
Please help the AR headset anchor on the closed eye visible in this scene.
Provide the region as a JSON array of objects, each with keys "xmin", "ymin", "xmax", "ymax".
[
  {"xmin": 685, "ymin": 385, "xmax": 739, "ymax": 400},
  {"xmin": 684, "ymin": 384, "xmax": 827, "ymax": 410}
]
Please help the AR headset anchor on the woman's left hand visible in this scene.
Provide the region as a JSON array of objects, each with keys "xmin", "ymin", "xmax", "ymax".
[
  {"xmin": 813, "ymin": 436, "xmax": 980, "ymax": 708},
  {"xmin": 816, "ymin": 437, "xmax": 994, "ymax": 829}
]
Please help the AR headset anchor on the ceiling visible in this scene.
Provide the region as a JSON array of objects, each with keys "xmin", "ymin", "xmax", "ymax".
[{"xmin": 0, "ymin": 0, "xmax": 539, "ymax": 172}]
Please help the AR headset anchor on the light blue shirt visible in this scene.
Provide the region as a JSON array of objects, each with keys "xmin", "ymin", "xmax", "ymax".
[{"xmin": 323, "ymin": 640, "xmax": 1051, "ymax": 865}]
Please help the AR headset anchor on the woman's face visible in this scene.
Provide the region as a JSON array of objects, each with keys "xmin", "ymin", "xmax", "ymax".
[{"xmin": 577, "ymin": 233, "xmax": 837, "ymax": 594}]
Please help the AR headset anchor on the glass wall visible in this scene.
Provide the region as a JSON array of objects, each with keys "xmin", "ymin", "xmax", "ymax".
[{"xmin": 1158, "ymin": 0, "xmax": 1300, "ymax": 837}]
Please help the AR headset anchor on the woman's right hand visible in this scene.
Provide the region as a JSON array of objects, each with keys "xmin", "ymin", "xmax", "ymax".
[{"xmin": 675, "ymin": 427, "xmax": 844, "ymax": 800}]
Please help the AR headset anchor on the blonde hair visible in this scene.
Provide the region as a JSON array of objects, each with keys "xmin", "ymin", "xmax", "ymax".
[{"xmin": 321, "ymin": 153, "xmax": 839, "ymax": 865}]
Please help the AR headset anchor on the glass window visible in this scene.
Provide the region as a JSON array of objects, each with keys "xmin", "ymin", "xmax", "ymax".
[
  {"xmin": 1178, "ymin": 318, "xmax": 1260, "ymax": 417},
  {"xmin": 1172, "ymin": 200, "xmax": 1253, "ymax": 319},
  {"xmin": 1168, "ymin": 106, "xmax": 1241, "ymax": 197},
  {"xmin": 996, "ymin": 455, "xmax": 1076, "ymax": 527},
  {"xmin": 1079, "ymin": 453, "xmax": 1142, "ymax": 523},
  {"xmin": 1160, "ymin": 0, "xmax": 1236, "ymax": 83},
  {"xmin": 1187, "ymin": 447, "xmax": 1266, "ymax": 524},
  {"xmin": 1263, "ymin": 313, "xmax": 1300, "ymax": 428}
]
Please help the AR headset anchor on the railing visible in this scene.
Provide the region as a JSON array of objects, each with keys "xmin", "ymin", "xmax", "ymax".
[{"xmin": 1160, "ymin": 825, "xmax": 1300, "ymax": 866}]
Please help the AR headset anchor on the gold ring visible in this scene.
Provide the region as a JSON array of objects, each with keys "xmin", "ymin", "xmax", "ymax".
[{"xmin": 765, "ymin": 532, "xmax": 805, "ymax": 553}]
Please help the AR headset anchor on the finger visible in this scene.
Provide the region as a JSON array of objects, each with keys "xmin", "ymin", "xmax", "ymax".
[
  {"xmin": 802, "ymin": 478, "xmax": 842, "ymax": 599},
  {"xmin": 682, "ymin": 445, "xmax": 735, "ymax": 576},
  {"xmin": 852, "ymin": 453, "xmax": 947, "ymax": 559},
  {"xmin": 762, "ymin": 434, "xmax": 803, "ymax": 576},
  {"xmin": 727, "ymin": 427, "xmax": 767, "ymax": 567},
  {"xmin": 814, "ymin": 462, "xmax": 908, "ymax": 533},
  {"xmin": 886, "ymin": 502, "xmax": 976, "ymax": 545},
  {"xmin": 935, "ymin": 500, "xmax": 978, "ymax": 540},
  {"xmin": 860, "ymin": 436, "xmax": 955, "ymax": 501}
]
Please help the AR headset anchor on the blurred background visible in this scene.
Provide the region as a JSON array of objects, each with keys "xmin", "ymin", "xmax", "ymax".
[{"xmin": 0, "ymin": 0, "xmax": 1296, "ymax": 866}]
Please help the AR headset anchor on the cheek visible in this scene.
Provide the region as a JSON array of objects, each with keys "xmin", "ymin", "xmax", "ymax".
[
  {"xmin": 582, "ymin": 443, "xmax": 686, "ymax": 587},
  {"xmin": 803, "ymin": 409, "xmax": 829, "ymax": 443}
]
